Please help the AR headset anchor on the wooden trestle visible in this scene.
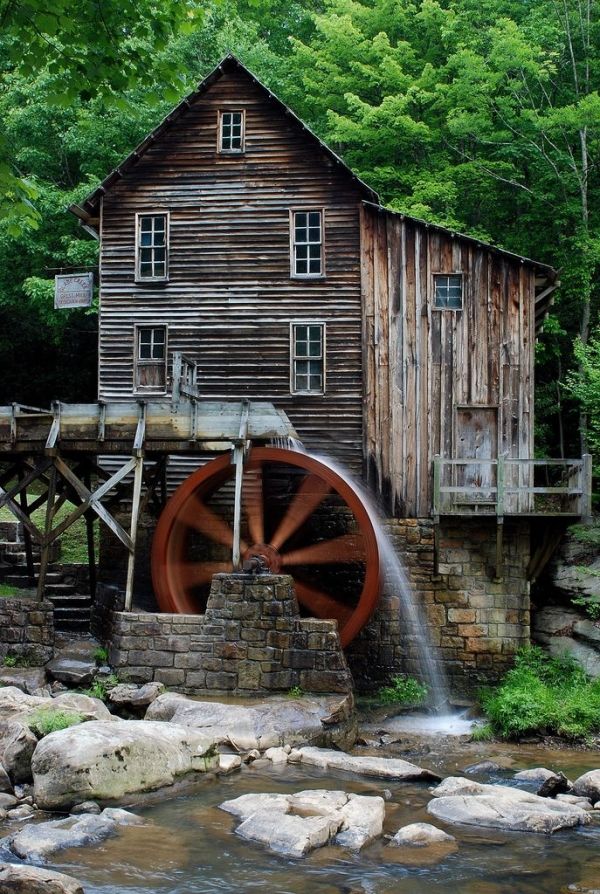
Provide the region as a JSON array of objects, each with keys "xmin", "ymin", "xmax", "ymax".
[{"xmin": 0, "ymin": 399, "xmax": 296, "ymax": 610}]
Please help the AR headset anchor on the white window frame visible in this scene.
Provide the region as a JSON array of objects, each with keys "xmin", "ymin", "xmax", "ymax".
[
  {"xmin": 218, "ymin": 109, "xmax": 245, "ymax": 154},
  {"xmin": 432, "ymin": 272, "xmax": 464, "ymax": 310},
  {"xmin": 134, "ymin": 324, "xmax": 168, "ymax": 394},
  {"xmin": 135, "ymin": 211, "xmax": 170, "ymax": 283},
  {"xmin": 290, "ymin": 321, "xmax": 326, "ymax": 395},
  {"xmin": 290, "ymin": 209, "xmax": 325, "ymax": 279}
]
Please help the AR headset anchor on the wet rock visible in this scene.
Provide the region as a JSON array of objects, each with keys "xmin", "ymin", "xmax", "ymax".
[
  {"xmin": 428, "ymin": 777, "xmax": 590, "ymax": 834},
  {"xmin": 6, "ymin": 807, "xmax": 142, "ymax": 861},
  {"xmin": 556, "ymin": 794, "xmax": 593, "ymax": 810},
  {"xmin": 108, "ymin": 682, "xmax": 165, "ymax": 710},
  {"xmin": 538, "ymin": 771, "xmax": 570, "ymax": 798},
  {"xmin": 0, "ymin": 688, "xmax": 47, "ymax": 720},
  {"xmin": 0, "ymin": 810, "xmax": 6, "ymax": 822},
  {"xmin": 295, "ymin": 747, "xmax": 441, "ymax": 782},
  {"xmin": 0, "ymin": 765, "xmax": 12, "ymax": 795},
  {"xmin": 564, "ymin": 886, "xmax": 600, "ymax": 894},
  {"xmin": 243, "ymin": 749, "xmax": 260, "ymax": 763},
  {"xmin": 220, "ymin": 789, "xmax": 384, "ymax": 856},
  {"xmin": 31, "ymin": 720, "xmax": 218, "ymax": 810},
  {"xmin": 264, "ymin": 746, "xmax": 288, "ymax": 764},
  {"xmin": 572, "ymin": 770, "xmax": 600, "ymax": 802},
  {"xmin": 218, "ymin": 755, "xmax": 242, "ymax": 774},
  {"xmin": 70, "ymin": 800, "xmax": 102, "ymax": 815},
  {"xmin": 50, "ymin": 692, "xmax": 113, "ymax": 722},
  {"xmin": 390, "ymin": 822, "xmax": 456, "ymax": 847},
  {"xmin": 13, "ymin": 784, "xmax": 33, "ymax": 801},
  {"xmin": 514, "ymin": 767, "xmax": 557, "ymax": 784},
  {"xmin": 0, "ymin": 862, "xmax": 84, "ymax": 894},
  {"xmin": 0, "ymin": 720, "xmax": 37, "ymax": 784},
  {"xmin": 464, "ymin": 761, "xmax": 501, "ymax": 776},
  {"xmin": 0, "ymin": 668, "xmax": 47, "ymax": 694},
  {"xmin": 45, "ymin": 657, "xmax": 96, "ymax": 687},
  {"xmin": 0, "ymin": 685, "xmax": 110, "ymax": 724},
  {"xmin": 6, "ymin": 804, "xmax": 35, "ymax": 821},
  {"xmin": 146, "ymin": 692, "xmax": 357, "ymax": 751},
  {"xmin": 0, "ymin": 794, "xmax": 17, "ymax": 810}
]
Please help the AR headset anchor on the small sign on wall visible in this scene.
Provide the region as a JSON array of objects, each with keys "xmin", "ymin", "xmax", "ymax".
[{"xmin": 54, "ymin": 273, "xmax": 93, "ymax": 309}]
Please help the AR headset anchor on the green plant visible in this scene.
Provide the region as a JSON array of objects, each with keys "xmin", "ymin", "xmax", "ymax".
[
  {"xmin": 571, "ymin": 593, "xmax": 600, "ymax": 621},
  {"xmin": 287, "ymin": 685, "xmax": 304, "ymax": 699},
  {"xmin": 81, "ymin": 674, "xmax": 119, "ymax": 701},
  {"xmin": 470, "ymin": 722, "xmax": 495, "ymax": 742},
  {"xmin": 480, "ymin": 646, "xmax": 600, "ymax": 740},
  {"xmin": 376, "ymin": 675, "xmax": 428, "ymax": 706},
  {"xmin": 0, "ymin": 584, "xmax": 21, "ymax": 597},
  {"xmin": 93, "ymin": 646, "xmax": 109, "ymax": 664},
  {"xmin": 26, "ymin": 708, "xmax": 85, "ymax": 738},
  {"xmin": 2, "ymin": 655, "xmax": 17, "ymax": 667}
]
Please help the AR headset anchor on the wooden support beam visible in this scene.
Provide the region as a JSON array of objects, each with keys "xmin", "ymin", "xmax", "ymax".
[
  {"xmin": 582, "ymin": 454, "xmax": 593, "ymax": 522},
  {"xmin": 83, "ymin": 466, "xmax": 97, "ymax": 603},
  {"xmin": 231, "ymin": 399, "xmax": 250, "ymax": 572},
  {"xmin": 494, "ymin": 520, "xmax": 504, "ymax": 584},
  {"xmin": 37, "ymin": 465, "xmax": 57, "ymax": 601},
  {"xmin": 125, "ymin": 455, "xmax": 144, "ymax": 611},
  {"xmin": 17, "ymin": 465, "xmax": 35, "ymax": 584},
  {"xmin": 45, "ymin": 402, "xmax": 61, "ymax": 452}
]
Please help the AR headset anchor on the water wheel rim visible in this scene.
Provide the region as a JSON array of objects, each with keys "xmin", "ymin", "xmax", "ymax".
[{"xmin": 151, "ymin": 447, "xmax": 381, "ymax": 647}]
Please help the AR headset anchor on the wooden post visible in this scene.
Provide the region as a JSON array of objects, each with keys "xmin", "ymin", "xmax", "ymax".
[
  {"xmin": 172, "ymin": 352, "xmax": 182, "ymax": 404},
  {"xmin": 37, "ymin": 464, "xmax": 57, "ymax": 601},
  {"xmin": 582, "ymin": 454, "xmax": 593, "ymax": 522},
  {"xmin": 125, "ymin": 403, "xmax": 146, "ymax": 612},
  {"xmin": 494, "ymin": 520, "xmax": 504, "ymax": 584},
  {"xmin": 232, "ymin": 399, "xmax": 250, "ymax": 572},
  {"xmin": 432, "ymin": 455, "xmax": 441, "ymax": 515},
  {"xmin": 17, "ymin": 465, "xmax": 35, "ymax": 584},
  {"xmin": 84, "ymin": 466, "xmax": 97, "ymax": 603}
]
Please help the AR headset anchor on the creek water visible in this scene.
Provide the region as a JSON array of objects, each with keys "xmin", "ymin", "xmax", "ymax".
[{"xmin": 42, "ymin": 734, "xmax": 600, "ymax": 894}]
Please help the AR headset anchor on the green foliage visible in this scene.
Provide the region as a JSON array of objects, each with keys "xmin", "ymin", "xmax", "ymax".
[
  {"xmin": 567, "ymin": 328, "xmax": 600, "ymax": 475},
  {"xmin": 26, "ymin": 708, "xmax": 85, "ymax": 738},
  {"xmin": 571, "ymin": 593, "xmax": 600, "ymax": 621},
  {"xmin": 0, "ymin": 584, "xmax": 20, "ymax": 598},
  {"xmin": 376, "ymin": 674, "xmax": 428, "ymax": 705},
  {"xmin": 287, "ymin": 685, "xmax": 305, "ymax": 698},
  {"xmin": 0, "ymin": 494, "xmax": 96, "ymax": 564},
  {"xmin": 480, "ymin": 646, "xmax": 600, "ymax": 739},
  {"xmin": 470, "ymin": 722, "xmax": 495, "ymax": 742},
  {"xmin": 569, "ymin": 520, "xmax": 600, "ymax": 546},
  {"xmin": 82, "ymin": 674, "xmax": 119, "ymax": 701},
  {"xmin": 93, "ymin": 647, "xmax": 109, "ymax": 665},
  {"xmin": 2, "ymin": 656, "xmax": 17, "ymax": 668}
]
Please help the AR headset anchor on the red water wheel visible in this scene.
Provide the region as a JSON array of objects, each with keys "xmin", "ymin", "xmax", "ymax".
[{"xmin": 151, "ymin": 447, "xmax": 380, "ymax": 647}]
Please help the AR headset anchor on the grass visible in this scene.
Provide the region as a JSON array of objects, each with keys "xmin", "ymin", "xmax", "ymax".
[
  {"xmin": 375, "ymin": 674, "xmax": 429, "ymax": 706},
  {"xmin": 26, "ymin": 708, "xmax": 85, "ymax": 737},
  {"xmin": 0, "ymin": 583, "xmax": 22, "ymax": 597},
  {"xmin": 81, "ymin": 674, "xmax": 119, "ymax": 701},
  {"xmin": 0, "ymin": 484, "xmax": 98, "ymax": 564},
  {"xmin": 480, "ymin": 645, "xmax": 600, "ymax": 740}
]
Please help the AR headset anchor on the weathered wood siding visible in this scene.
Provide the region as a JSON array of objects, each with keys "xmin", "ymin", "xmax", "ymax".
[
  {"xmin": 361, "ymin": 205, "xmax": 536, "ymax": 517},
  {"xmin": 99, "ymin": 69, "xmax": 365, "ymax": 475}
]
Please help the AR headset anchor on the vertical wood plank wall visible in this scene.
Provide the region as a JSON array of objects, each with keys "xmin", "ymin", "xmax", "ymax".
[
  {"xmin": 361, "ymin": 205, "xmax": 536, "ymax": 517},
  {"xmin": 98, "ymin": 70, "xmax": 365, "ymax": 475}
]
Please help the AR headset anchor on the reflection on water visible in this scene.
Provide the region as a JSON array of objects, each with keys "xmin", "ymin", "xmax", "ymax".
[{"xmin": 34, "ymin": 738, "xmax": 600, "ymax": 894}]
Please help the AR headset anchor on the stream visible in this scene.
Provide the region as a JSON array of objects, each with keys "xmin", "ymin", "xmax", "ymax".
[{"xmin": 34, "ymin": 732, "xmax": 600, "ymax": 894}]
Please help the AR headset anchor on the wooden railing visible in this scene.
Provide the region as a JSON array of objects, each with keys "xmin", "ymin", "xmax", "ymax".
[
  {"xmin": 172, "ymin": 352, "xmax": 200, "ymax": 402},
  {"xmin": 432, "ymin": 455, "xmax": 593, "ymax": 519}
]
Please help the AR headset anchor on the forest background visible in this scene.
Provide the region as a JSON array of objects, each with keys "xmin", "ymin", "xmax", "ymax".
[{"xmin": 1, "ymin": 0, "xmax": 599, "ymax": 486}]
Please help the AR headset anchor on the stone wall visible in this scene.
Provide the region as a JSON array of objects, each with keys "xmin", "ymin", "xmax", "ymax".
[
  {"xmin": 0, "ymin": 597, "xmax": 54, "ymax": 665},
  {"xmin": 105, "ymin": 573, "xmax": 353, "ymax": 696},
  {"xmin": 347, "ymin": 517, "xmax": 531, "ymax": 695}
]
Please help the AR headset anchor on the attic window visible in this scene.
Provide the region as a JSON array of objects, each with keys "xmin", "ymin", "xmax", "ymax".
[
  {"xmin": 136, "ymin": 213, "xmax": 168, "ymax": 281},
  {"xmin": 219, "ymin": 110, "xmax": 245, "ymax": 152},
  {"xmin": 291, "ymin": 210, "xmax": 324, "ymax": 278},
  {"xmin": 434, "ymin": 273, "xmax": 463, "ymax": 309}
]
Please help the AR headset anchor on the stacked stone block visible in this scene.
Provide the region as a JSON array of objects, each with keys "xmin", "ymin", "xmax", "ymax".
[
  {"xmin": 107, "ymin": 573, "xmax": 353, "ymax": 696},
  {"xmin": 0, "ymin": 597, "xmax": 54, "ymax": 665}
]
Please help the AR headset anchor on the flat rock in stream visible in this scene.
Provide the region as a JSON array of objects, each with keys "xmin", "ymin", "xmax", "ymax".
[
  {"xmin": 5, "ymin": 808, "xmax": 141, "ymax": 861},
  {"xmin": 220, "ymin": 789, "xmax": 384, "ymax": 856},
  {"xmin": 145, "ymin": 693, "xmax": 356, "ymax": 750},
  {"xmin": 0, "ymin": 862, "xmax": 84, "ymax": 894},
  {"xmin": 31, "ymin": 720, "xmax": 218, "ymax": 810},
  {"xmin": 427, "ymin": 777, "xmax": 591, "ymax": 834},
  {"xmin": 293, "ymin": 747, "xmax": 441, "ymax": 782}
]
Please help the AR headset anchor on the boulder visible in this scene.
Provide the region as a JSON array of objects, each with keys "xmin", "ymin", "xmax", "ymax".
[
  {"xmin": 294, "ymin": 747, "xmax": 441, "ymax": 782},
  {"xmin": 0, "ymin": 863, "xmax": 84, "ymax": 894},
  {"xmin": 572, "ymin": 770, "xmax": 600, "ymax": 802},
  {"xmin": 537, "ymin": 772, "xmax": 570, "ymax": 798},
  {"xmin": 0, "ymin": 720, "xmax": 37, "ymax": 783},
  {"xmin": 220, "ymin": 789, "xmax": 385, "ymax": 856},
  {"xmin": 556, "ymin": 794, "xmax": 593, "ymax": 810},
  {"xmin": 218, "ymin": 755, "xmax": 242, "ymax": 774},
  {"xmin": 0, "ymin": 668, "xmax": 47, "ymax": 694},
  {"xmin": 31, "ymin": 720, "xmax": 217, "ymax": 810},
  {"xmin": 45, "ymin": 657, "xmax": 96, "ymax": 687},
  {"xmin": 146, "ymin": 692, "xmax": 356, "ymax": 750},
  {"xmin": 0, "ymin": 795, "xmax": 17, "ymax": 810},
  {"xmin": 390, "ymin": 822, "xmax": 456, "ymax": 847},
  {"xmin": 0, "ymin": 688, "xmax": 47, "ymax": 720},
  {"xmin": 6, "ymin": 805, "xmax": 35, "ymax": 821},
  {"xmin": 0, "ymin": 765, "xmax": 12, "ymax": 795},
  {"xmin": 464, "ymin": 761, "xmax": 502, "ymax": 776},
  {"xmin": 514, "ymin": 767, "xmax": 558, "ymax": 784},
  {"xmin": 427, "ymin": 777, "xmax": 590, "ymax": 834},
  {"xmin": 70, "ymin": 801, "xmax": 102, "ymax": 815},
  {"xmin": 6, "ymin": 807, "xmax": 141, "ymax": 861},
  {"xmin": 264, "ymin": 746, "xmax": 288, "ymax": 764},
  {"xmin": 108, "ymin": 682, "xmax": 165, "ymax": 710},
  {"xmin": 0, "ymin": 686, "xmax": 110, "ymax": 724}
]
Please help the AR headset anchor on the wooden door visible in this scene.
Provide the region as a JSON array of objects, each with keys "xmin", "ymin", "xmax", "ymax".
[{"xmin": 455, "ymin": 407, "xmax": 498, "ymax": 507}]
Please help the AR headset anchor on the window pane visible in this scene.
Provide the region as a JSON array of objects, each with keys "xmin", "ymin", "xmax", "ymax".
[
  {"xmin": 140, "ymin": 262, "xmax": 153, "ymax": 277},
  {"xmin": 140, "ymin": 232, "xmax": 152, "ymax": 246},
  {"xmin": 140, "ymin": 218, "xmax": 152, "ymax": 232},
  {"xmin": 308, "ymin": 212, "xmax": 321, "ymax": 228},
  {"xmin": 434, "ymin": 274, "xmax": 462, "ymax": 309}
]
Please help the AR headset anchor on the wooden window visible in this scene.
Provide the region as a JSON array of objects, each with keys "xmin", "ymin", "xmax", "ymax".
[
  {"xmin": 219, "ymin": 110, "xmax": 245, "ymax": 152},
  {"xmin": 135, "ymin": 326, "xmax": 167, "ymax": 392},
  {"xmin": 291, "ymin": 210, "xmax": 324, "ymax": 278},
  {"xmin": 434, "ymin": 273, "xmax": 463, "ymax": 309},
  {"xmin": 136, "ymin": 213, "xmax": 168, "ymax": 281},
  {"xmin": 291, "ymin": 322, "xmax": 325, "ymax": 394}
]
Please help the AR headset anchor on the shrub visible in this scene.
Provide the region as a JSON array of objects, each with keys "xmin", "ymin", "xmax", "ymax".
[
  {"xmin": 27, "ymin": 708, "xmax": 85, "ymax": 738},
  {"xmin": 93, "ymin": 646, "xmax": 109, "ymax": 664},
  {"xmin": 81, "ymin": 674, "xmax": 119, "ymax": 701},
  {"xmin": 376, "ymin": 675, "xmax": 428, "ymax": 706},
  {"xmin": 287, "ymin": 685, "xmax": 304, "ymax": 698},
  {"xmin": 480, "ymin": 646, "xmax": 600, "ymax": 739}
]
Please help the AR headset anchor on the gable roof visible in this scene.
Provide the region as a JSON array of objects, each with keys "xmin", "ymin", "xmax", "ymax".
[{"xmin": 70, "ymin": 53, "xmax": 379, "ymax": 224}]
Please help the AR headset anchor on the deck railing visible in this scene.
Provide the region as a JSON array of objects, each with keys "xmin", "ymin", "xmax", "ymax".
[
  {"xmin": 432, "ymin": 454, "xmax": 593, "ymax": 519},
  {"xmin": 172, "ymin": 352, "xmax": 200, "ymax": 402}
]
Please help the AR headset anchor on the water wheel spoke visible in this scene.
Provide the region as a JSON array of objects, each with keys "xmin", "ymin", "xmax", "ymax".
[
  {"xmin": 293, "ymin": 579, "xmax": 353, "ymax": 627},
  {"xmin": 270, "ymin": 474, "xmax": 332, "ymax": 551},
  {"xmin": 177, "ymin": 494, "xmax": 247, "ymax": 552},
  {"xmin": 171, "ymin": 560, "xmax": 233, "ymax": 589},
  {"xmin": 244, "ymin": 466, "xmax": 264, "ymax": 545},
  {"xmin": 281, "ymin": 533, "xmax": 366, "ymax": 567}
]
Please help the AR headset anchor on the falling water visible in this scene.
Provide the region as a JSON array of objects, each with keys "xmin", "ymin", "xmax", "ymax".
[{"xmin": 306, "ymin": 450, "xmax": 451, "ymax": 712}]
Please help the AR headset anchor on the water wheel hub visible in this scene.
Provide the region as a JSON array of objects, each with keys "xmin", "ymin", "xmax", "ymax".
[{"xmin": 242, "ymin": 543, "xmax": 282, "ymax": 573}]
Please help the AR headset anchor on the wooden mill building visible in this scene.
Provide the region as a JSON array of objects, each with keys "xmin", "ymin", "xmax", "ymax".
[{"xmin": 68, "ymin": 54, "xmax": 590, "ymax": 689}]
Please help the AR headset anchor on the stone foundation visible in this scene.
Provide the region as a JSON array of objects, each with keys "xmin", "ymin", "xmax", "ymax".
[
  {"xmin": 0, "ymin": 597, "xmax": 54, "ymax": 665},
  {"xmin": 105, "ymin": 573, "xmax": 353, "ymax": 696},
  {"xmin": 347, "ymin": 517, "xmax": 531, "ymax": 695}
]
